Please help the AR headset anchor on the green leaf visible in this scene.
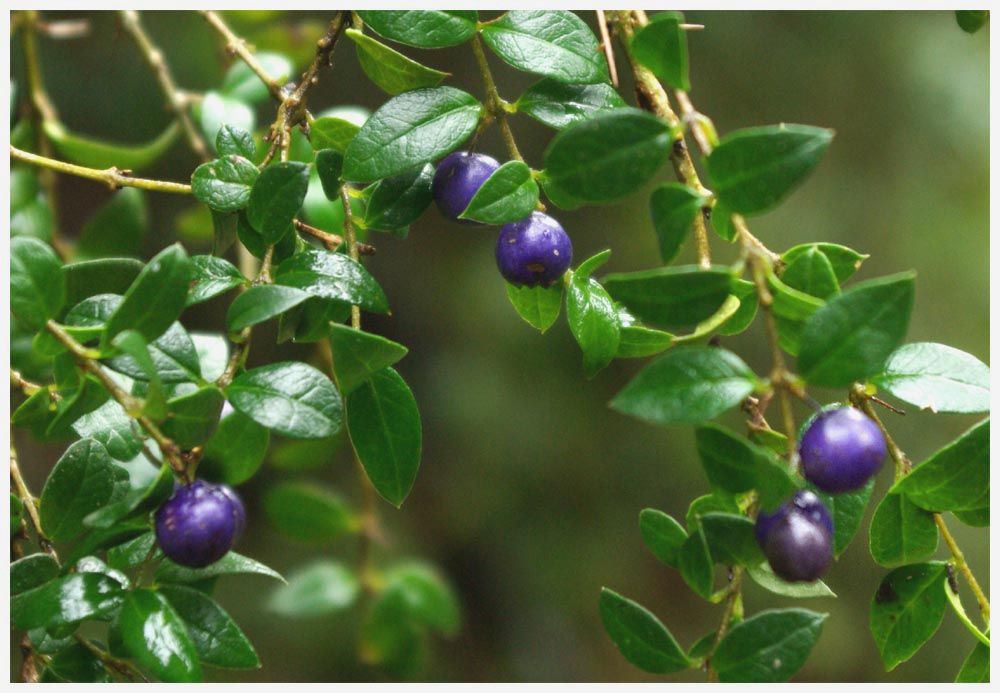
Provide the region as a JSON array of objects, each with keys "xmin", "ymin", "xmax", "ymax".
[
  {"xmin": 542, "ymin": 108, "xmax": 672, "ymax": 203},
  {"xmin": 505, "ymin": 282, "xmax": 563, "ymax": 333},
  {"xmin": 615, "ymin": 324, "xmax": 674, "ymax": 359},
  {"xmin": 638, "ymin": 509, "xmax": 687, "ymax": 568},
  {"xmin": 649, "ymin": 183, "xmax": 703, "ymax": 265},
  {"xmin": 797, "ymin": 272, "xmax": 915, "ymax": 387},
  {"xmin": 76, "ymin": 188, "xmax": 147, "ymax": 260},
  {"xmin": 360, "ymin": 587, "xmax": 427, "ymax": 680},
  {"xmin": 347, "ymin": 367, "xmax": 422, "ymax": 508},
  {"xmin": 384, "ymin": 561, "xmax": 462, "ymax": 636},
  {"xmin": 603, "ymin": 266, "xmax": 734, "ymax": 331},
  {"xmin": 685, "ymin": 492, "xmax": 741, "ymax": 531},
  {"xmin": 268, "ymin": 560, "xmax": 360, "ymax": 617},
  {"xmin": 955, "ymin": 10, "xmax": 989, "ymax": 33},
  {"xmin": 46, "ymin": 374, "xmax": 111, "ymax": 438},
  {"xmin": 768, "ymin": 271, "xmax": 825, "ymax": 355},
  {"xmin": 695, "ymin": 423, "xmax": 761, "ymax": 494},
  {"xmin": 481, "ymin": 10, "xmax": 609, "ymax": 84},
  {"xmin": 264, "ymin": 481, "xmax": 356, "ymax": 543},
  {"xmin": 160, "ymin": 386, "xmax": 225, "ymax": 449},
  {"xmin": 314, "ymin": 150, "xmax": 344, "ymax": 199},
  {"xmin": 119, "ymin": 589, "xmax": 202, "ymax": 682},
  {"xmin": 11, "ymin": 573, "xmax": 126, "ymax": 630},
  {"xmin": 868, "ymin": 492, "xmax": 939, "ymax": 568},
  {"xmin": 39, "ymin": 439, "xmax": 117, "ymax": 541},
  {"xmin": 102, "ymin": 243, "xmax": 192, "ymax": 347},
  {"xmin": 199, "ymin": 411, "xmax": 270, "ymax": 486},
  {"xmin": 60, "ymin": 516, "xmax": 150, "ymax": 568},
  {"xmin": 611, "ymin": 347, "xmax": 759, "ymax": 426},
  {"xmin": 459, "ymin": 161, "xmax": 539, "ymax": 225},
  {"xmin": 328, "ymin": 323, "xmax": 409, "ymax": 394},
  {"xmin": 160, "ymin": 584, "xmax": 260, "ymax": 669},
  {"xmin": 228, "ymin": 361, "xmax": 343, "ymax": 439},
  {"xmin": 11, "ymin": 493, "xmax": 24, "ymax": 536},
  {"xmin": 11, "ymin": 236, "xmax": 66, "ymax": 331},
  {"xmin": 779, "ymin": 245, "xmax": 840, "ymax": 299},
  {"xmin": 10, "ymin": 554, "xmax": 60, "ymax": 595},
  {"xmin": 630, "ymin": 11, "xmax": 689, "ymax": 90},
  {"xmin": 812, "ymin": 479, "xmax": 875, "ymax": 557},
  {"xmin": 870, "ymin": 562, "xmax": 948, "ymax": 671},
  {"xmin": 198, "ymin": 92, "xmax": 255, "ymax": 148},
  {"xmin": 701, "ymin": 512, "xmax": 765, "ymax": 566},
  {"xmin": 44, "ymin": 120, "xmax": 181, "ymax": 171},
  {"xmin": 215, "ymin": 124, "xmax": 256, "ymax": 160},
  {"xmin": 567, "ymin": 270, "xmax": 620, "ymax": 378},
  {"xmin": 236, "ymin": 210, "xmax": 296, "ymax": 262},
  {"xmin": 599, "ymin": 588, "xmax": 690, "ymax": 673},
  {"xmin": 678, "ymin": 525, "xmax": 714, "ymax": 598},
  {"xmin": 155, "ymin": 551, "xmax": 285, "ymax": 585},
  {"xmin": 707, "ymin": 124, "xmax": 834, "ymax": 215},
  {"xmin": 713, "ymin": 608, "xmax": 827, "ymax": 682},
  {"xmin": 11, "ymin": 167, "xmax": 54, "ymax": 242},
  {"xmin": 108, "ymin": 322, "xmax": 202, "ymax": 384},
  {"xmin": 955, "ymin": 639, "xmax": 990, "ymax": 682},
  {"xmin": 364, "ymin": 163, "xmax": 435, "ymax": 232},
  {"xmin": 309, "ymin": 117, "xmax": 361, "ymax": 153},
  {"xmin": 187, "ymin": 255, "xmax": 245, "ymax": 307},
  {"xmin": 63, "ymin": 258, "xmax": 143, "ymax": 308},
  {"xmin": 357, "ymin": 10, "xmax": 478, "ymax": 48},
  {"xmin": 226, "ymin": 284, "xmax": 312, "ymax": 331},
  {"xmin": 709, "ymin": 197, "xmax": 735, "ymax": 241},
  {"xmin": 892, "ymin": 418, "xmax": 988, "ymax": 515},
  {"xmin": 274, "ymin": 248, "xmax": 389, "ymax": 313},
  {"xmin": 41, "ymin": 641, "xmax": 111, "ymax": 683},
  {"xmin": 347, "ymin": 28, "xmax": 448, "ymax": 95},
  {"xmin": 342, "ymin": 87, "xmax": 482, "ymax": 183},
  {"xmin": 746, "ymin": 562, "xmax": 836, "ymax": 599},
  {"xmin": 872, "ymin": 342, "xmax": 990, "ymax": 414},
  {"xmin": 952, "ymin": 507, "xmax": 989, "ymax": 528},
  {"xmin": 107, "ymin": 532, "xmax": 156, "ymax": 571},
  {"xmin": 515, "ymin": 79, "xmax": 626, "ymax": 130},
  {"xmin": 191, "ymin": 155, "xmax": 259, "ymax": 213},
  {"xmin": 246, "ymin": 161, "xmax": 310, "ymax": 243},
  {"xmin": 221, "ymin": 52, "xmax": 292, "ymax": 105},
  {"xmin": 84, "ymin": 463, "xmax": 174, "ymax": 530},
  {"xmin": 781, "ymin": 242, "xmax": 867, "ymax": 283}
]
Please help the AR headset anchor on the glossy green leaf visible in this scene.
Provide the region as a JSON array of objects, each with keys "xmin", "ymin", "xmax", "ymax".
[
  {"xmin": 314, "ymin": 149, "xmax": 344, "ymax": 200},
  {"xmin": 309, "ymin": 117, "xmax": 361, "ymax": 153},
  {"xmin": 481, "ymin": 10, "xmax": 609, "ymax": 84},
  {"xmin": 107, "ymin": 532, "xmax": 156, "ymax": 571},
  {"xmin": 102, "ymin": 243, "xmax": 192, "ymax": 347},
  {"xmin": 155, "ymin": 551, "xmax": 285, "ymax": 585},
  {"xmin": 46, "ymin": 374, "xmax": 111, "ymax": 438},
  {"xmin": 274, "ymin": 248, "xmax": 389, "ymax": 313},
  {"xmin": 781, "ymin": 242, "xmax": 867, "ymax": 283},
  {"xmin": 713, "ymin": 608, "xmax": 827, "ymax": 682},
  {"xmin": 10, "ymin": 554, "xmax": 60, "ymax": 595},
  {"xmin": 347, "ymin": 28, "xmax": 448, "ymax": 95},
  {"xmin": 11, "ymin": 236, "xmax": 65, "ymax": 331},
  {"xmin": 342, "ymin": 87, "xmax": 482, "ymax": 182},
  {"xmin": 220, "ymin": 51, "xmax": 292, "ymax": 104},
  {"xmin": 60, "ymin": 516, "xmax": 149, "ymax": 568},
  {"xmin": 227, "ymin": 284, "xmax": 312, "ymax": 331},
  {"xmin": 39, "ymin": 438, "xmax": 117, "ymax": 541},
  {"xmin": 199, "ymin": 411, "xmax": 270, "ymax": 486},
  {"xmin": 707, "ymin": 124, "xmax": 834, "ymax": 215},
  {"xmin": 892, "ymin": 418, "xmax": 988, "ymax": 515},
  {"xmin": 76, "ymin": 188, "xmax": 147, "ymax": 260},
  {"xmin": 44, "ymin": 120, "xmax": 180, "ymax": 171},
  {"xmin": 797, "ymin": 272, "xmax": 915, "ymax": 387},
  {"xmin": 955, "ymin": 639, "xmax": 990, "ymax": 682},
  {"xmin": 780, "ymin": 245, "xmax": 839, "ymax": 299},
  {"xmin": 198, "ymin": 91, "xmax": 255, "ymax": 147},
  {"xmin": 246, "ymin": 161, "xmax": 310, "ymax": 243},
  {"xmin": 459, "ymin": 161, "xmax": 539, "ymax": 225},
  {"xmin": 191, "ymin": 155, "xmax": 259, "ymax": 213},
  {"xmin": 84, "ymin": 463, "xmax": 174, "ymax": 530},
  {"xmin": 638, "ymin": 509, "xmax": 687, "ymax": 568},
  {"xmin": 364, "ymin": 163, "xmax": 435, "ymax": 232},
  {"xmin": 812, "ymin": 479, "xmax": 874, "ymax": 557},
  {"xmin": 236, "ymin": 210, "xmax": 296, "ymax": 262},
  {"xmin": 264, "ymin": 481, "xmax": 356, "ymax": 543},
  {"xmin": 328, "ymin": 323, "xmax": 409, "ymax": 394},
  {"xmin": 701, "ymin": 512, "xmax": 765, "ymax": 566},
  {"xmin": 160, "ymin": 386, "xmax": 225, "ymax": 448},
  {"xmin": 228, "ymin": 361, "xmax": 343, "ymax": 439},
  {"xmin": 567, "ymin": 265, "xmax": 620, "ymax": 378},
  {"xmin": 868, "ymin": 492, "xmax": 938, "ymax": 568},
  {"xmin": 746, "ymin": 562, "xmax": 836, "ymax": 599},
  {"xmin": 11, "ymin": 573, "xmax": 126, "ymax": 630},
  {"xmin": 357, "ymin": 10, "xmax": 477, "ymax": 48},
  {"xmin": 870, "ymin": 562, "xmax": 948, "ymax": 671},
  {"xmin": 215, "ymin": 124, "xmax": 256, "ymax": 160},
  {"xmin": 516, "ymin": 79, "xmax": 626, "ymax": 130},
  {"xmin": 695, "ymin": 423, "xmax": 761, "ymax": 494},
  {"xmin": 603, "ymin": 266, "xmax": 734, "ymax": 331},
  {"xmin": 611, "ymin": 347, "xmax": 758, "ymax": 425},
  {"xmin": 160, "ymin": 584, "xmax": 260, "ymax": 669},
  {"xmin": 278, "ymin": 297, "xmax": 353, "ymax": 344},
  {"xmin": 63, "ymin": 258, "xmax": 143, "ymax": 308},
  {"xmin": 348, "ymin": 367, "xmax": 422, "ymax": 507},
  {"xmin": 505, "ymin": 282, "xmax": 563, "ymax": 334},
  {"xmin": 384, "ymin": 561, "xmax": 461, "ymax": 637},
  {"xmin": 542, "ymin": 108, "xmax": 671, "ymax": 203},
  {"xmin": 630, "ymin": 11, "xmax": 689, "ymax": 90},
  {"xmin": 600, "ymin": 589, "xmax": 690, "ymax": 674},
  {"xmin": 955, "ymin": 10, "xmax": 990, "ymax": 33},
  {"xmin": 119, "ymin": 589, "xmax": 202, "ymax": 682},
  {"xmin": 679, "ymin": 525, "xmax": 714, "ymax": 598},
  {"xmin": 187, "ymin": 255, "xmax": 245, "ymax": 307},
  {"xmin": 649, "ymin": 183, "xmax": 703, "ymax": 265},
  {"xmin": 615, "ymin": 324, "xmax": 674, "ymax": 358},
  {"xmin": 268, "ymin": 560, "xmax": 360, "ymax": 617},
  {"xmin": 108, "ymin": 321, "xmax": 201, "ymax": 384},
  {"xmin": 873, "ymin": 342, "xmax": 990, "ymax": 414}
]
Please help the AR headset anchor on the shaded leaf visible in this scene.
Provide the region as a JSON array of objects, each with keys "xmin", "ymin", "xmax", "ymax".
[
  {"xmin": 357, "ymin": 10, "xmax": 478, "ymax": 48},
  {"xmin": 630, "ymin": 11, "xmax": 689, "ymax": 89},
  {"xmin": 348, "ymin": 28, "xmax": 448, "ymax": 95},
  {"xmin": 39, "ymin": 438, "xmax": 117, "ymax": 541},
  {"xmin": 11, "ymin": 236, "xmax": 65, "ymax": 331},
  {"xmin": 328, "ymin": 323, "xmax": 409, "ymax": 394},
  {"xmin": 599, "ymin": 588, "xmax": 690, "ymax": 673},
  {"xmin": 119, "ymin": 589, "xmax": 202, "ymax": 682},
  {"xmin": 870, "ymin": 562, "xmax": 948, "ymax": 671},
  {"xmin": 712, "ymin": 608, "xmax": 827, "ymax": 682},
  {"xmin": 505, "ymin": 282, "xmax": 563, "ymax": 334},
  {"xmin": 516, "ymin": 79, "xmax": 626, "ymax": 130},
  {"xmin": 868, "ymin": 491, "xmax": 939, "ymax": 568},
  {"xmin": 160, "ymin": 584, "xmax": 260, "ymax": 669},
  {"xmin": 603, "ymin": 265, "xmax": 734, "ymax": 331},
  {"xmin": 269, "ymin": 560, "xmax": 360, "ymax": 617},
  {"xmin": 264, "ymin": 481, "xmax": 356, "ymax": 543}
]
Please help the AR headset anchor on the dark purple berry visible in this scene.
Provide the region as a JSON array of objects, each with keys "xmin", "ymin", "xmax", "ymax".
[
  {"xmin": 495, "ymin": 211, "xmax": 573, "ymax": 288},
  {"xmin": 799, "ymin": 405, "xmax": 887, "ymax": 494},
  {"xmin": 155, "ymin": 480, "xmax": 245, "ymax": 568},
  {"xmin": 755, "ymin": 490, "xmax": 834, "ymax": 583},
  {"xmin": 432, "ymin": 151, "xmax": 500, "ymax": 224}
]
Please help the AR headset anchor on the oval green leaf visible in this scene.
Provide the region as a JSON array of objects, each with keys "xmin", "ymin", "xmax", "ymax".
[
  {"xmin": 630, "ymin": 11, "xmax": 689, "ymax": 90},
  {"xmin": 11, "ymin": 236, "xmax": 65, "ymax": 331},
  {"xmin": 515, "ymin": 79, "xmax": 626, "ymax": 130},
  {"xmin": 187, "ymin": 255, "xmax": 246, "ymax": 307},
  {"xmin": 228, "ymin": 361, "xmax": 343, "ymax": 439},
  {"xmin": 191, "ymin": 155, "xmax": 259, "ymax": 213},
  {"xmin": 599, "ymin": 588, "xmax": 691, "ymax": 673},
  {"xmin": 870, "ymin": 562, "xmax": 948, "ymax": 671},
  {"xmin": 873, "ymin": 342, "xmax": 990, "ymax": 414},
  {"xmin": 328, "ymin": 322, "xmax": 409, "ymax": 395},
  {"xmin": 604, "ymin": 265, "xmax": 735, "ymax": 332},
  {"xmin": 268, "ymin": 560, "xmax": 360, "ymax": 617},
  {"xmin": 649, "ymin": 183, "xmax": 703, "ymax": 265},
  {"xmin": 246, "ymin": 161, "xmax": 310, "ymax": 243},
  {"xmin": 274, "ymin": 248, "xmax": 389, "ymax": 313},
  {"xmin": 638, "ymin": 509, "xmax": 687, "ymax": 568},
  {"xmin": 347, "ymin": 28, "xmax": 448, "ymax": 95},
  {"xmin": 713, "ymin": 608, "xmax": 827, "ymax": 682},
  {"xmin": 505, "ymin": 282, "xmax": 563, "ymax": 334},
  {"xmin": 227, "ymin": 284, "xmax": 312, "ymax": 331},
  {"xmin": 459, "ymin": 161, "xmax": 539, "ymax": 225},
  {"xmin": 39, "ymin": 438, "xmax": 118, "ymax": 541},
  {"xmin": 264, "ymin": 481, "xmax": 356, "ymax": 543},
  {"xmin": 159, "ymin": 584, "xmax": 260, "ymax": 669},
  {"xmin": 364, "ymin": 163, "xmax": 435, "ymax": 232},
  {"xmin": 357, "ymin": 10, "xmax": 478, "ymax": 48},
  {"xmin": 119, "ymin": 589, "xmax": 202, "ymax": 682},
  {"xmin": 868, "ymin": 492, "xmax": 939, "ymax": 568},
  {"xmin": 11, "ymin": 573, "xmax": 126, "ymax": 630}
]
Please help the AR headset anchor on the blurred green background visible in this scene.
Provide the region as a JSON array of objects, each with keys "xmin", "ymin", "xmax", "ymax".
[{"xmin": 10, "ymin": 10, "xmax": 989, "ymax": 683}]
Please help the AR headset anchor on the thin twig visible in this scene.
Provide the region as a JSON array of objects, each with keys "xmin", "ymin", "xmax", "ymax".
[
  {"xmin": 294, "ymin": 219, "xmax": 376, "ymax": 255},
  {"xmin": 10, "ymin": 145, "xmax": 192, "ymax": 194},
  {"xmin": 595, "ymin": 10, "xmax": 619, "ymax": 88},
  {"xmin": 470, "ymin": 34, "xmax": 523, "ymax": 162},
  {"xmin": 934, "ymin": 514, "xmax": 990, "ymax": 625},
  {"xmin": 705, "ymin": 567, "xmax": 744, "ymax": 681},
  {"xmin": 199, "ymin": 10, "xmax": 286, "ymax": 101},
  {"xmin": 10, "ymin": 437, "xmax": 58, "ymax": 560},
  {"xmin": 74, "ymin": 636, "xmax": 149, "ymax": 682}
]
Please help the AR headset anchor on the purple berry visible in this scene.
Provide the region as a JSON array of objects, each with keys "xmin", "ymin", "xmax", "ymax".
[
  {"xmin": 495, "ymin": 211, "xmax": 573, "ymax": 288},
  {"xmin": 154, "ymin": 480, "xmax": 245, "ymax": 568},
  {"xmin": 799, "ymin": 406, "xmax": 887, "ymax": 494},
  {"xmin": 432, "ymin": 151, "xmax": 500, "ymax": 224},
  {"xmin": 756, "ymin": 491, "xmax": 834, "ymax": 583}
]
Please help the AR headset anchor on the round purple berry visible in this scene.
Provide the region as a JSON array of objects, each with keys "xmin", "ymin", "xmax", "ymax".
[
  {"xmin": 799, "ymin": 405, "xmax": 887, "ymax": 494},
  {"xmin": 495, "ymin": 211, "xmax": 573, "ymax": 288},
  {"xmin": 432, "ymin": 151, "xmax": 500, "ymax": 224},
  {"xmin": 154, "ymin": 480, "xmax": 245, "ymax": 568},
  {"xmin": 755, "ymin": 490, "xmax": 834, "ymax": 583}
]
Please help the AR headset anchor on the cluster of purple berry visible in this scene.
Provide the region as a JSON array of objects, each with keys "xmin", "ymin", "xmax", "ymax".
[
  {"xmin": 155, "ymin": 480, "xmax": 246, "ymax": 568},
  {"xmin": 756, "ymin": 406, "xmax": 887, "ymax": 582},
  {"xmin": 432, "ymin": 151, "xmax": 573, "ymax": 288}
]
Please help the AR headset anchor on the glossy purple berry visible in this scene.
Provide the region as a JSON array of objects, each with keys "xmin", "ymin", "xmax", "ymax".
[
  {"xmin": 799, "ymin": 406, "xmax": 887, "ymax": 494},
  {"xmin": 155, "ymin": 480, "xmax": 245, "ymax": 568},
  {"xmin": 432, "ymin": 151, "xmax": 500, "ymax": 224},
  {"xmin": 755, "ymin": 491, "xmax": 834, "ymax": 583},
  {"xmin": 495, "ymin": 211, "xmax": 573, "ymax": 288}
]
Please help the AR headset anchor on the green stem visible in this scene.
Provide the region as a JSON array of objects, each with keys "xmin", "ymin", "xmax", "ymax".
[
  {"xmin": 705, "ymin": 566, "xmax": 744, "ymax": 682},
  {"xmin": 199, "ymin": 10, "xmax": 286, "ymax": 101},
  {"xmin": 943, "ymin": 571, "xmax": 991, "ymax": 646},
  {"xmin": 470, "ymin": 33, "xmax": 523, "ymax": 162},
  {"xmin": 10, "ymin": 145, "xmax": 192, "ymax": 194},
  {"xmin": 10, "ymin": 435, "xmax": 59, "ymax": 561},
  {"xmin": 935, "ymin": 513, "xmax": 990, "ymax": 626}
]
